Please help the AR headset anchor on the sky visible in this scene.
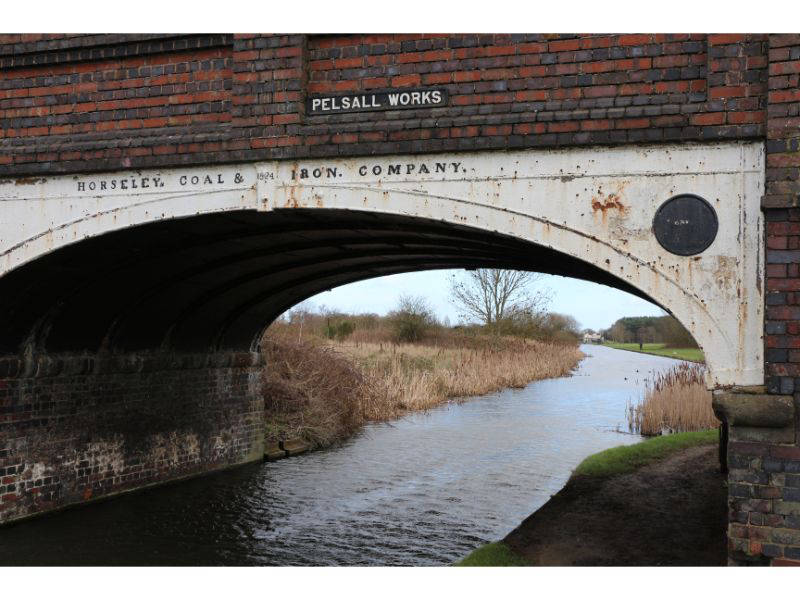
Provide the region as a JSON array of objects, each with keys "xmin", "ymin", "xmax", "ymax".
[{"xmin": 296, "ymin": 269, "xmax": 665, "ymax": 332}]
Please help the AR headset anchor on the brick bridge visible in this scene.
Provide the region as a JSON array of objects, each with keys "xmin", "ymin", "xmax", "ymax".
[{"xmin": 0, "ymin": 34, "xmax": 799, "ymax": 566}]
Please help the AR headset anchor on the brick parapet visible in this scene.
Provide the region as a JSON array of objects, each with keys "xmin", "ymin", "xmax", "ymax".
[
  {"xmin": 0, "ymin": 33, "xmax": 772, "ymax": 175},
  {"xmin": 726, "ymin": 441, "xmax": 800, "ymax": 565}
]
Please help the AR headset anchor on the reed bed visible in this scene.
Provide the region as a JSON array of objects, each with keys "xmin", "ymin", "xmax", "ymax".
[
  {"xmin": 340, "ymin": 339, "xmax": 583, "ymax": 418},
  {"xmin": 626, "ymin": 363, "xmax": 718, "ymax": 436},
  {"xmin": 261, "ymin": 330, "xmax": 584, "ymax": 448}
]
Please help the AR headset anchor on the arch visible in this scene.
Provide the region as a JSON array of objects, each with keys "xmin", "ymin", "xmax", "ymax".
[{"xmin": 0, "ymin": 141, "xmax": 764, "ymax": 387}]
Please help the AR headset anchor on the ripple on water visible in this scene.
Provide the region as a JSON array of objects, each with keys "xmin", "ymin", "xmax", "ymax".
[{"xmin": 0, "ymin": 345, "xmax": 687, "ymax": 566}]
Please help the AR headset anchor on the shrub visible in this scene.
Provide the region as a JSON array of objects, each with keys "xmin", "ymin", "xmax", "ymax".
[
  {"xmin": 261, "ymin": 334, "xmax": 374, "ymax": 447},
  {"xmin": 323, "ymin": 320, "xmax": 355, "ymax": 341},
  {"xmin": 389, "ymin": 295, "xmax": 437, "ymax": 343}
]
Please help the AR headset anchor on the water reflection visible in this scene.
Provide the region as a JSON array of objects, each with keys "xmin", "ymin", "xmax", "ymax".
[{"xmin": 0, "ymin": 345, "xmax": 688, "ymax": 566}]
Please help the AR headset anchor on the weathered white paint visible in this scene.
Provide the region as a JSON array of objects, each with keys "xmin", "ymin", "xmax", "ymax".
[
  {"xmin": 0, "ymin": 141, "xmax": 764, "ymax": 387},
  {"xmin": 0, "ymin": 164, "xmax": 260, "ymax": 276}
]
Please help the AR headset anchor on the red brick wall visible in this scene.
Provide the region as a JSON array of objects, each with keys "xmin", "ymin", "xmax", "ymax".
[
  {"xmin": 306, "ymin": 33, "xmax": 710, "ymax": 140},
  {"xmin": 721, "ymin": 33, "xmax": 800, "ymax": 566},
  {"xmin": 0, "ymin": 33, "xmax": 770, "ymax": 174},
  {"xmin": 0, "ymin": 34, "xmax": 233, "ymax": 171},
  {"xmin": 765, "ymin": 34, "xmax": 800, "ymax": 209},
  {"xmin": 764, "ymin": 34, "xmax": 800, "ymax": 415}
]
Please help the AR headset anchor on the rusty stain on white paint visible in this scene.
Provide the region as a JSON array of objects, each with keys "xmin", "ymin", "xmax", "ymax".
[{"xmin": 0, "ymin": 142, "xmax": 765, "ymax": 388}]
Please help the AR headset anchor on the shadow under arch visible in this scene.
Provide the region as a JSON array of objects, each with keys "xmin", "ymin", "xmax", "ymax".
[{"xmin": 0, "ymin": 207, "xmax": 678, "ymax": 359}]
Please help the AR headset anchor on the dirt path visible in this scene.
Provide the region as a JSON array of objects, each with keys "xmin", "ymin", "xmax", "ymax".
[{"xmin": 504, "ymin": 444, "xmax": 728, "ymax": 566}]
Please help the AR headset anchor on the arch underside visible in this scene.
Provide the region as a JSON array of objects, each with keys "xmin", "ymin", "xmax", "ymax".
[{"xmin": 0, "ymin": 208, "xmax": 653, "ymax": 356}]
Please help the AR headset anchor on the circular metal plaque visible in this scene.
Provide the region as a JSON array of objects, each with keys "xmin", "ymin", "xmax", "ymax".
[{"xmin": 653, "ymin": 194, "xmax": 718, "ymax": 256}]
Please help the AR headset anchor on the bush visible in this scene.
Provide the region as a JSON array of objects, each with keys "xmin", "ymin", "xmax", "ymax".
[
  {"xmin": 261, "ymin": 335, "xmax": 374, "ymax": 447},
  {"xmin": 389, "ymin": 295, "xmax": 437, "ymax": 343},
  {"xmin": 493, "ymin": 311, "xmax": 580, "ymax": 342},
  {"xmin": 602, "ymin": 315, "xmax": 698, "ymax": 348},
  {"xmin": 323, "ymin": 320, "xmax": 355, "ymax": 341}
]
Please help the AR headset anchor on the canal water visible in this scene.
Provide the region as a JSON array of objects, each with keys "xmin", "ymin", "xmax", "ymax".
[{"xmin": 0, "ymin": 345, "xmax": 688, "ymax": 566}]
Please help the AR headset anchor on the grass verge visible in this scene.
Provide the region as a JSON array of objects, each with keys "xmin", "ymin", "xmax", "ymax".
[
  {"xmin": 573, "ymin": 429, "xmax": 718, "ymax": 478},
  {"xmin": 602, "ymin": 342, "xmax": 704, "ymax": 363},
  {"xmin": 456, "ymin": 542, "xmax": 529, "ymax": 566},
  {"xmin": 456, "ymin": 430, "xmax": 718, "ymax": 566}
]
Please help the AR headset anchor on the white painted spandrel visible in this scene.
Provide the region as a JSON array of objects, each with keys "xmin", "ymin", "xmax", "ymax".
[{"xmin": 0, "ymin": 142, "xmax": 765, "ymax": 388}]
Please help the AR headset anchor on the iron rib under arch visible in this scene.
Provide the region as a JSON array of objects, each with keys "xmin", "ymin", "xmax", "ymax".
[{"xmin": 0, "ymin": 208, "xmax": 657, "ymax": 356}]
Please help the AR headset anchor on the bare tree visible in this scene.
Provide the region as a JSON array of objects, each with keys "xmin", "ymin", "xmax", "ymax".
[
  {"xmin": 449, "ymin": 269, "xmax": 551, "ymax": 327},
  {"xmin": 285, "ymin": 301, "xmax": 317, "ymax": 341}
]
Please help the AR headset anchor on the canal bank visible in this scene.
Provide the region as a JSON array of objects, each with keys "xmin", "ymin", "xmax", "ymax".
[
  {"xmin": 0, "ymin": 345, "xmax": 689, "ymax": 566},
  {"xmin": 601, "ymin": 341, "xmax": 705, "ymax": 363},
  {"xmin": 459, "ymin": 429, "xmax": 726, "ymax": 566},
  {"xmin": 260, "ymin": 331, "xmax": 584, "ymax": 455}
]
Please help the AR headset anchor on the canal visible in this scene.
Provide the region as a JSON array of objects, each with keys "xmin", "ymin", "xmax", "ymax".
[{"xmin": 0, "ymin": 345, "xmax": 689, "ymax": 566}]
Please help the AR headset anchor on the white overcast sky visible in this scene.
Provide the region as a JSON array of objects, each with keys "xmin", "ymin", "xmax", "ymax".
[{"xmin": 299, "ymin": 269, "xmax": 665, "ymax": 331}]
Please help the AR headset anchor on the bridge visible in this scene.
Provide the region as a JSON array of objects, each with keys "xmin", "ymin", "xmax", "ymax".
[{"xmin": 0, "ymin": 33, "xmax": 798, "ymax": 566}]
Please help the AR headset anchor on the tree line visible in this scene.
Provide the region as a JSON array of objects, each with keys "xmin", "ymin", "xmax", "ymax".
[
  {"xmin": 281, "ymin": 268, "xmax": 700, "ymax": 349},
  {"xmin": 283, "ymin": 268, "xmax": 582, "ymax": 345},
  {"xmin": 600, "ymin": 315, "xmax": 698, "ymax": 348}
]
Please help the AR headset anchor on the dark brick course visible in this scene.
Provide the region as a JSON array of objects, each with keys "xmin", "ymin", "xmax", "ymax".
[{"xmin": 0, "ymin": 33, "xmax": 771, "ymax": 175}]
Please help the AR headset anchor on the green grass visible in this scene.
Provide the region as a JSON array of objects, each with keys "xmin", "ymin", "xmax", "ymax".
[
  {"xmin": 573, "ymin": 429, "xmax": 718, "ymax": 478},
  {"xmin": 602, "ymin": 342, "xmax": 704, "ymax": 363},
  {"xmin": 456, "ymin": 542, "xmax": 529, "ymax": 566}
]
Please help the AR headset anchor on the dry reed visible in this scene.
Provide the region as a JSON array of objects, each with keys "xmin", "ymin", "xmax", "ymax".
[
  {"xmin": 340, "ymin": 339, "xmax": 583, "ymax": 419},
  {"xmin": 626, "ymin": 363, "xmax": 718, "ymax": 435},
  {"xmin": 262, "ymin": 327, "xmax": 584, "ymax": 448}
]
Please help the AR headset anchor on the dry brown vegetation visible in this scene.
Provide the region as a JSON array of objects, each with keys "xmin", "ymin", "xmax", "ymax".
[
  {"xmin": 262, "ymin": 320, "xmax": 584, "ymax": 448},
  {"xmin": 626, "ymin": 363, "xmax": 718, "ymax": 436},
  {"xmin": 345, "ymin": 338, "xmax": 583, "ymax": 418},
  {"xmin": 261, "ymin": 335, "xmax": 370, "ymax": 447}
]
